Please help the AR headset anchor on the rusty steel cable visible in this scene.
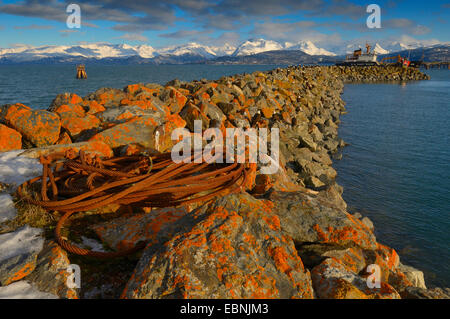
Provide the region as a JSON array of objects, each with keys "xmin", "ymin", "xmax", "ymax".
[{"xmin": 17, "ymin": 149, "xmax": 252, "ymax": 259}]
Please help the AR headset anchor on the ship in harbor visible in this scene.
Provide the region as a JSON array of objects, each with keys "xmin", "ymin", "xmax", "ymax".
[{"xmin": 336, "ymin": 43, "xmax": 379, "ymax": 66}]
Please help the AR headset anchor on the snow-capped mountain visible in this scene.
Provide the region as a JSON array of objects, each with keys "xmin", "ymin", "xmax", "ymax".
[
  {"xmin": 0, "ymin": 43, "xmax": 156, "ymax": 62},
  {"xmin": 284, "ymin": 40, "xmax": 336, "ymax": 56},
  {"xmin": 373, "ymin": 43, "xmax": 389, "ymax": 54},
  {"xmin": 1, "ymin": 39, "xmax": 447, "ymax": 64},
  {"xmin": 156, "ymin": 42, "xmax": 217, "ymax": 58},
  {"xmin": 210, "ymin": 43, "xmax": 237, "ymax": 57},
  {"xmin": 232, "ymin": 39, "xmax": 283, "ymax": 56}
]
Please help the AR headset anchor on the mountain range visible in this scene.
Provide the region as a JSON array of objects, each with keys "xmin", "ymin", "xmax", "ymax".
[{"xmin": 0, "ymin": 38, "xmax": 448, "ymax": 65}]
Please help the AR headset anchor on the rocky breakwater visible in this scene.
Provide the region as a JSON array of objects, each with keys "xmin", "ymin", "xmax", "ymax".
[{"xmin": 1, "ymin": 65, "xmax": 447, "ymax": 299}]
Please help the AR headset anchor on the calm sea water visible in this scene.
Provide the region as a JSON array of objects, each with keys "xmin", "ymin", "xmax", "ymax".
[
  {"xmin": 335, "ymin": 69, "xmax": 450, "ymax": 288},
  {"xmin": 0, "ymin": 65, "xmax": 448, "ymax": 287},
  {"xmin": 0, "ymin": 64, "xmax": 284, "ymax": 109}
]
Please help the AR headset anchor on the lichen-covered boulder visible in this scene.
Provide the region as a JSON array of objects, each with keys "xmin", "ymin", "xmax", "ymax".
[
  {"xmin": 92, "ymin": 207, "xmax": 189, "ymax": 251},
  {"xmin": 0, "ymin": 124, "xmax": 22, "ymax": 151},
  {"xmin": 48, "ymin": 93, "xmax": 83, "ymax": 112},
  {"xmin": 4, "ymin": 107, "xmax": 61, "ymax": 147},
  {"xmin": 121, "ymin": 192, "xmax": 314, "ymax": 299},
  {"xmin": 89, "ymin": 116, "xmax": 159, "ymax": 149},
  {"xmin": 269, "ymin": 191, "xmax": 377, "ymax": 250}
]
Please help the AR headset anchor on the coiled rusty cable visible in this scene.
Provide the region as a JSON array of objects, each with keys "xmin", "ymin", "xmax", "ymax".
[{"xmin": 17, "ymin": 149, "xmax": 252, "ymax": 259}]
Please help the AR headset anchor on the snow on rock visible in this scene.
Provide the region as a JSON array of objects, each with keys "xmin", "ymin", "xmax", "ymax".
[
  {"xmin": 81, "ymin": 236, "xmax": 106, "ymax": 253},
  {"xmin": 0, "ymin": 226, "xmax": 44, "ymax": 263},
  {"xmin": 0, "ymin": 226, "xmax": 45, "ymax": 286},
  {"xmin": 0, "ymin": 281, "xmax": 58, "ymax": 299},
  {"xmin": 0, "ymin": 150, "xmax": 41, "ymax": 189},
  {"xmin": 0, "ymin": 194, "xmax": 17, "ymax": 223}
]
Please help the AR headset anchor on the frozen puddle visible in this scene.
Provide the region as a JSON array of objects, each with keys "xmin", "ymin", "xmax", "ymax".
[{"xmin": 0, "ymin": 281, "xmax": 58, "ymax": 299}]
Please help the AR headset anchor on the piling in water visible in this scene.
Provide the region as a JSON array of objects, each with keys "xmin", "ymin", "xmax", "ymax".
[{"xmin": 76, "ymin": 65, "xmax": 87, "ymax": 79}]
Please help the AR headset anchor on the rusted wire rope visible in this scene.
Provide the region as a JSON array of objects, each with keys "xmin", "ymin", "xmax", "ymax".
[{"xmin": 17, "ymin": 148, "xmax": 250, "ymax": 259}]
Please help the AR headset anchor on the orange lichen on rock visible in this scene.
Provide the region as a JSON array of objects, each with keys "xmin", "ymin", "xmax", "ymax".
[
  {"xmin": 121, "ymin": 193, "xmax": 314, "ymax": 299},
  {"xmin": 0, "ymin": 124, "xmax": 22, "ymax": 151}
]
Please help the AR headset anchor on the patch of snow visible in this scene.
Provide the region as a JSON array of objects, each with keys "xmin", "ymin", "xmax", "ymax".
[
  {"xmin": 81, "ymin": 236, "xmax": 106, "ymax": 252},
  {"xmin": 0, "ymin": 150, "xmax": 41, "ymax": 189},
  {"xmin": 0, "ymin": 226, "xmax": 44, "ymax": 263},
  {"xmin": 0, "ymin": 194, "xmax": 17, "ymax": 223},
  {"xmin": 0, "ymin": 281, "xmax": 58, "ymax": 299}
]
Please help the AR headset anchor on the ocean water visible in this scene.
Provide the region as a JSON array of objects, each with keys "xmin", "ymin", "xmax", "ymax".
[
  {"xmin": 334, "ymin": 69, "xmax": 450, "ymax": 288},
  {"xmin": 0, "ymin": 65, "xmax": 448, "ymax": 288},
  {"xmin": 0, "ymin": 64, "xmax": 283, "ymax": 109}
]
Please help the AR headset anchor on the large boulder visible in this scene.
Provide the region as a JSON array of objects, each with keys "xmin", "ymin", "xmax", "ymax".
[
  {"xmin": 89, "ymin": 117, "xmax": 158, "ymax": 149},
  {"xmin": 121, "ymin": 192, "xmax": 314, "ymax": 299},
  {"xmin": 269, "ymin": 191, "xmax": 377, "ymax": 250},
  {"xmin": 0, "ymin": 124, "xmax": 22, "ymax": 151},
  {"xmin": 1, "ymin": 104, "xmax": 60, "ymax": 147}
]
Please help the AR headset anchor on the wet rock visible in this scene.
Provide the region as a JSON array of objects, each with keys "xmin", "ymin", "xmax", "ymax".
[
  {"xmin": 122, "ymin": 193, "xmax": 314, "ymax": 299},
  {"xmin": 0, "ymin": 124, "xmax": 22, "ymax": 151}
]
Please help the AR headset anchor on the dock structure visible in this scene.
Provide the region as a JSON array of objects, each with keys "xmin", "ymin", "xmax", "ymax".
[
  {"xmin": 422, "ymin": 61, "xmax": 450, "ymax": 70},
  {"xmin": 76, "ymin": 65, "xmax": 87, "ymax": 79}
]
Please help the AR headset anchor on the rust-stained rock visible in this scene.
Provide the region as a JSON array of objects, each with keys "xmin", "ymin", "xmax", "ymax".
[
  {"xmin": 0, "ymin": 124, "xmax": 22, "ymax": 151},
  {"xmin": 26, "ymin": 241, "xmax": 79, "ymax": 299},
  {"xmin": 122, "ymin": 192, "xmax": 314, "ymax": 299}
]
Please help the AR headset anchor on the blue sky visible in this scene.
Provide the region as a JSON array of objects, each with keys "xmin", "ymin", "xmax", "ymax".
[{"xmin": 0, "ymin": 0, "xmax": 448, "ymax": 49}]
